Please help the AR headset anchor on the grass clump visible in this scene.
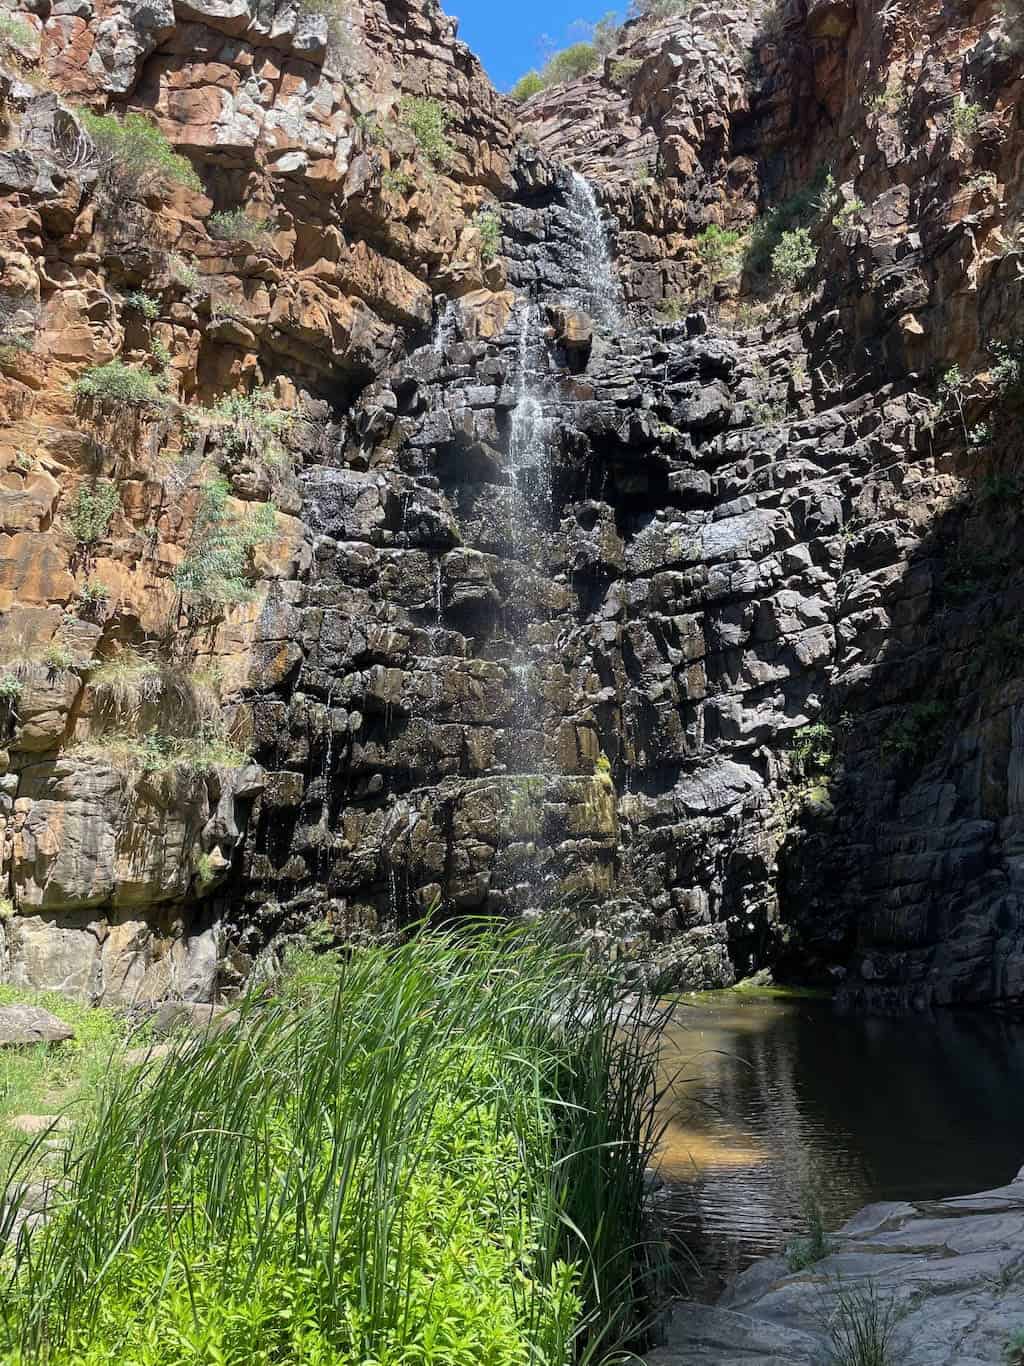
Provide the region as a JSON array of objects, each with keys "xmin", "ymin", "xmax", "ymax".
[
  {"xmin": 73, "ymin": 359, "xmax": 165, "ymax": 406},
  {"xmin": 696, "ymin": 224, "xmax": 745, "ymax": 281},
  {"xmin": 826, "ymin": 1279, "xmax": 901, "ymax": 1366},
  {"xmin": 208, "ymin": 209, "xmax": 272, "ymax": 246},
  {"xmin": 0, "ymin": 926, "xmax": 667, "ymax": 1365},
  {"xmin": 189, "ymin": 387, "xmax": 292, "ymax": 467},
  {"xmin": 68, "ymin": 480, "xmax": 119, "ymax": 548},
  {"xmin": 950, "ymin": 96, "xmax": 983, "ymax": 141},
  {"xmin": 173, "ymin": 476, "xmax": 277, "ymax": 606},
  {"xmin": 786, "ymin": 1186, "xmax": 832, "ymax": 1271},
  {"xmin": 0, "ymin": 986, "xmax": 125, "ymax": 1131},
  {"xmin": 0, "ymin": 11, "xmax": 33, "ymax": 49},
  {"xmin": 78, "ymin": 110, "xmax": 200, "ymax": 202},
  {"xmin": 398, "ymin": 96, "xmax": 455, "ymax": 169}
]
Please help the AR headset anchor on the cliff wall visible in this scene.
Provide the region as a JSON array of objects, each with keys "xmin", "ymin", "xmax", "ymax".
[{"xmin": 1, "ymin": 0, "xmax": 1023, "ymax": 1008}]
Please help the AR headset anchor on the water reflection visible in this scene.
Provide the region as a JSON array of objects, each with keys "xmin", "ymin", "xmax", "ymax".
[{"xmin": 656, "ymin": 994, "xmax": 1024, "ymax": 1299}]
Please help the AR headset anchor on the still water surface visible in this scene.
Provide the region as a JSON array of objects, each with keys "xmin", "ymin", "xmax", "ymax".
[{"xmin": 656, "ymin": 993, "xmax": 1024, "ymax": 1299}]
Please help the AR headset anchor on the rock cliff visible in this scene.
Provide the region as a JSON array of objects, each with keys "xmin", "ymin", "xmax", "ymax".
[{"xmin": 1, "ymin": 0, "xmax": 1023, "ymax": 1009}]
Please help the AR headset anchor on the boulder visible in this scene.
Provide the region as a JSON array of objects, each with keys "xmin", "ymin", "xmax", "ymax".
[{"xmin": 0, "ymin": 1005, "xmax": 74, "ymax": 1047}]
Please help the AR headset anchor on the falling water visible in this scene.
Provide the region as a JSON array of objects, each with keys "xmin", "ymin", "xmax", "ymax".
[
  {"xmin": 508, "ymin": 301, "xmax": 551, "ymax": 554},
  {"xmin": 565, "ymin": 170, "xmax": 622, "ymax": 330},
  {"xmin": 431, "ymin": 299, "xmax": 458, "ymax": 355}
]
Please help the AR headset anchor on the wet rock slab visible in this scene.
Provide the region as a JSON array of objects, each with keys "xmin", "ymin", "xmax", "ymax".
[{"xmin": 649, "ymin": 1169, "xmax": 1024, "ymax": 1365}]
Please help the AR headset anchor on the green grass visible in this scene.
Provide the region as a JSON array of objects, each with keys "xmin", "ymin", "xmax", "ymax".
[
  {"xmin": 0, "ymin": 926, "xmax": 667, "ymax": 1365},
  {"xmin": 0, "ymin": 987, "xmax": 125, "ymax": 1131}
]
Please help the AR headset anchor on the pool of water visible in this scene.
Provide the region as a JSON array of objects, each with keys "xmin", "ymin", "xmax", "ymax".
[{"xmin": 655, "ymin": 993, "xmax": 1024, "ymax": 1300}]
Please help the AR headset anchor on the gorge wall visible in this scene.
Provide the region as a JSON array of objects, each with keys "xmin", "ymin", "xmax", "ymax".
[{"xmin": 1, "ymin": 0, "xmax": 1023, "ymax": 1009}]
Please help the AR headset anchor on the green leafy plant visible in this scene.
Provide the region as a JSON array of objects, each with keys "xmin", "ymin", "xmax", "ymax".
[
  {"xmin": 950, "ymin": 96, "xmax": 983, "ymax": 140},
  {"xmin": 745, "ymin": 167, "xmax": 831, "ymax": 277},
  {"xmin": 208, "ymin": 208, "xmax": 272, "ymax": 245},
  {"xmin": 792, "ymin": 721, "xmax": 834, "ymax": 775},
  {"xmin": 510, "ymin": 70, "xmax": 545, "ymax": 101},
  {"xmin": 0, "ymin": 11, "xmax": 33, "ymax": 48},
  {"xmin": 1006, "ymin": 1327, "xmax": 1024, "ymax": 1365},
  {"xmin": 609, "ymin": 57, "xmax": 642, "ymax": 84},
  {"xmin": 881, "ymin": 701, "xmax": 945, "ymax": 765},
  {"xmin": 786, "ymin": 1186, "xmax": 833, "ymax": 1271},
  {"xmin": 76, "ymin": 580, "xmax": 110, "ymax": 618},
  {"xmin": 168, "ymin": 253, "xmax": 200, "ymax": 291},
  {"xmin": 123, "ymin": 291, "xmax": 160, "ymax": 320},
  {"xmin": 990, "ymin": 338, "xmax": 1024, "ymax": 399},
  {"xmin": 833, "ymin": 198, "xmax": 865, "ymax": 230},
  {"xmin": 381, "ymin": 167, "xmax": 415, "ymax": 194},
  {"xmin": 0, "ymin": 927, "xmax": 667, "ymax": 1364},
  {"xmin": 189, "ymin": 387, "xmax": 292, "ymax": 468},
  {"xmin": 696, "ymin": 223, "xmax": 746, "ymax": 280},
  {"xmin": 78, "ymin": 110, "xmax": 201, "ymax": 201},
  {"xmin": 771, "ymin": 227, "xmax": 817, "ymax": 286},
  {"xmin": 73, "ymin": 360, "xmax": 165, "ymax": 406},
  {"xmin": 173, "ymin": 477, "xmax": 277, "ymax": 605},
  {"xmin": 474, "ymin": 208, "xmax": 500, "ymax": 264},
  {"xmin": 398, "ymin": 96, "xmax": 455, "ymax": 169},
  {"xmin": 43, "ymin": 642, "xmax": 74, "ymax": 671},
  {"xmin": 69, "ymin": 481, "xmax": 119, "ymax": 547},
  {"xmin": 0, "ymin": 673, "xmax": 21, "ymax": 709}
]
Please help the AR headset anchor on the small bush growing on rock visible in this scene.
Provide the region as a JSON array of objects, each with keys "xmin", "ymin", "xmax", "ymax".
[
  {"xmin": 0, "ymin": 11, "xmax": 33, "ymax": 51},
  {"xmin": 950, "ymin": 96, "xmax": 983, "ymax": 141},
  {"xmin": 74, "ymin": 360, "xmax": 165, "ymax": 406},
  {"xmin": 832, "ymin": 198, "xmax": 865, "ymax": 231},
  {"xmin": 381, "ymin": 167, "xmax": 415, "ymax": 195},
  {"xmin": 1005, "ymin": 1328, "xmax": 1024, "ymax": 1365},
  {"xmin": 398, "ymin": 96, "xmax": 455, "ymax": 170},
  {"xmin": 0, "ymin": 672, "xmax": 21, "ymax": 708},
  {"xmin": 69, "ymin": 480, "xmax": 119, "ymax": 547},
  {"xmin": 78, "ymin": 110, "xmax": 201, "ymax": 202},
  {"xmin": 189, "ymin": 387, "xmax": 292, "ymax": 468},
  {"xmin": 208, "ymin": 208, "xmax": 272, "ymax": 246},
  {"xmin": 609, "ymin": 57, "xmax": 642, "ymax": 84},
  {"xmin": 123, "ymin": 290, "xmax": 160, "ymax": 320},
  {"xmin": 881, "ymin": 701, "xmax": 945, "ymax": 765},
  {"xmin": 474, "ymin": 208, "xmax": 501, "ymax": 264},
  {"xmin": 44, "ymin": 641, "xmax": 74, "ymax": 671},
  {"xmin": 510, "ymin": 71, "xmax": 545, "ymax": 101},
  {"xmin": 168, "ymin": 252, "xmax": 200, "ymax": 291},
  {"xmin": 541, "ymin": 41, "xmax": 601, "ymax": 85},
  {"xmin": 990, "ymin": 338, "xmax": 1024, "ymax": 399},
  {"xmin": 76, "ymin": 580, "xmax": 110, "ymax": 619},
  {"xmin": 696, "ymin": 224, "xmax": 745, "ymax": 280},
  {"xmin": 785, "ymin": 1188, "xmax": 832, "ymax": 1270},
  {"xmin": 771, "ymin": 227, "xmax": 817, "ymax": 286},
  {"xmin": 174, "ymin": 476, "xmax": 277, "ymax": 606},
  {"xmin": 629, "ymin": 0, "xmax": 692, "ymax": 17}
]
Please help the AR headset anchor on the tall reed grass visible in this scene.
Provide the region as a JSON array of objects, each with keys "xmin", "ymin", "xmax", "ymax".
[{"xmin": 0, "ymin": 925, "xmax": 667, "ymax": 1365}]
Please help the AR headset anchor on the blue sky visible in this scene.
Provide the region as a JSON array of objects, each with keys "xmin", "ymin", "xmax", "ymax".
[{"xmin": 450, "ymin": 1, "xmax": 622, "ymax": 93}]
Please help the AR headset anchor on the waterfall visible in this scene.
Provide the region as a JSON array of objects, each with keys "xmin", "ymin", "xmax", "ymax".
[
  {"xmin": 566, "ymin": 170, "xmax": 622, "ymax": 331},
  {"xmin": 507, "ymin": 301, "xmax": 551, "ymax": 554},
  {"xmin": 431, "ymin": 299, "xmax": 458, "ymax": 355}
]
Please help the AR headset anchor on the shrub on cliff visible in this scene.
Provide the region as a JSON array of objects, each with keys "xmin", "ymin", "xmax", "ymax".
[
  {"xmin": 0, "ymin": 927, "xmax": 667, "ymax": 1364},
  {"xmin": 770, "ymin": 227, "xmax": 817, "ymax": 287},
  {"xmin": 173, "ymin": 476, "xmax": 277, "ymax": 606},
  {"xmin": 73, "ymin": 359, "xmax": 166, "ymax": 406},
  {"xmin": 398, "ymin": 96, "xmax": 455, "ymax": 170},
  {"xmin": 78, "ymin": 110, "xmax": 201, "ymax": 203},
  {"xmin": 208, "ymin": 208, "xmax": 273, "ymax": 246},
  {"xmin": 510, "ymin": 70, "xmax": 545, "ymax": 101}
]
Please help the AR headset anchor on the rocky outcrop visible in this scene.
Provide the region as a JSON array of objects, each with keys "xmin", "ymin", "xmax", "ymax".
[
  {"xmin": 651, "ymin": 1168, "xmax": 1024, "ymax": 1365},
  {"xmin": 1, "ymin": 0, "xmax": 1023, "ymax": 1007}
]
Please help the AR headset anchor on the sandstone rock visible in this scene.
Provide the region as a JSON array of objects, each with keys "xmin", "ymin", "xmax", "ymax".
[{"xmin": 0, "ymin": 1005, "xmax": 74, "ymax": 1047}]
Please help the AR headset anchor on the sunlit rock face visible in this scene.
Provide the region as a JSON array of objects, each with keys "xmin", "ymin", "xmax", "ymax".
[{"xmin": 2, "ymin": 0, "xmax": 1023, "ymax": 1006}]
